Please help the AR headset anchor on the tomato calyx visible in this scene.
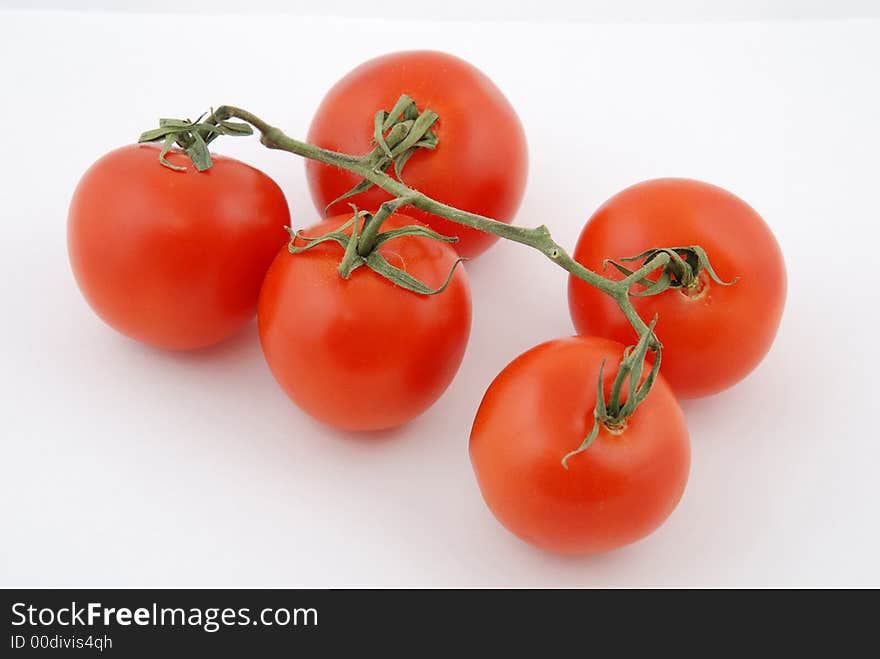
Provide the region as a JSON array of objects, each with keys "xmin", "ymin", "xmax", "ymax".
[
  {"xmin": 138, "ymin": 113, "xmax": 253, "ymax": 171},
  {"xmin": 561, "ymin": 317, "xmax": 661, "ymax": 469},
  {"xmin": 323, "ymin": 95, "xmax": 440, "ymax": 215},
  {"xmin": 287, "ymin": 203, "xmax": 466, "ymax": 296},
  {"xmin": 604, "ymin": 246, "xmax": 738, "ymax": 297}
]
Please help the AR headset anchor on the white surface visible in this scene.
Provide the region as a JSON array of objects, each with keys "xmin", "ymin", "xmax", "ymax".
[
  {"xmin": 3, "ymin": 0, "xmax": 880, "ymax": 21},
  {"xmin": 1, "ymin": 10, "xmax": 878, "ymax": 587}
]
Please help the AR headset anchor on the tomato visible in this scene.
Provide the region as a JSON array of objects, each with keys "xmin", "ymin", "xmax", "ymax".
[
  {"xmin": 469, "ymin": 336, "xmax": 690, "ymax": 555},
  {"xmin": 68, "ymin": 143, "xmax": 290, "ymax": 350},
  {"xmin": 306, "ymin": 50, "xmax": 528, "ymax": 259},
  {"xmin": 568, "ymin": 178, "xmax": 786, "ymax": 398},
  {"xmin": 258, "ymin": 213, "xmax": 472, "ymax": 431}
]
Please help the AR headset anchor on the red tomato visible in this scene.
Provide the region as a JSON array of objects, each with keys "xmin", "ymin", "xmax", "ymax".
[
  {"xmin": 470, "ymin": 336, "xmax": 690, "ymax": 555},
  {"xmin": 258, "ymin": 213, "xmax": 472, "ymax": 431},
  {"xmin": 306, "ymin": 50, "xmax": 528, "ymax": 259},
  {"xmin": 68, "ymin": 144, "xmax": 290, "ymax": 350},
  {"xmin": 568, "ymin": 178, "xmax": 786, "ymax": 398}
]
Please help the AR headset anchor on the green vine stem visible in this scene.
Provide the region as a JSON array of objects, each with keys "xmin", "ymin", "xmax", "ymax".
[
  {"xmin": 138, "ymin": 101, "xmax": 733, "ymax": 464},
  {"xmin": 186, "ymin": 105, "xmax": 662, "ymax": 346}
]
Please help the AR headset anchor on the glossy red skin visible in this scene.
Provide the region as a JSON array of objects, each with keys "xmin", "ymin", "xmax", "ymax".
[
  {"xmin": 258, "ymin": 213, "xmax": 472, "ymax": 431},
  {"xmin": 470, "ymin": 336, "xmax": 690, "ymax": 555},
  {"xmin": 68, "ymin": 144, "xmax": 290, "ymax": 350},
  {"xmin": 568, "ymin": 178, "xmax": 786, "ymax": 398},
  {"xmin": 306, "ymin": 50, "xmax": 528, "ymax": 259}
]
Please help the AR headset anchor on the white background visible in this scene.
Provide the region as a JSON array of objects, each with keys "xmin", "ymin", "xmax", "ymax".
[{"xmin": 1, "ymin": 4, "xmax": 879, "ymax": 587}]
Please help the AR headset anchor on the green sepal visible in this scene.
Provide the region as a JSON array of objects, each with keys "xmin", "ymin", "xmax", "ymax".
[
  {"xmin": 561, "ymin": 317, "xmax": 662, "ymax": 468},
  {"xmin": 373, "ymin": 110, "xmax": 393, "ymax": 158},
  {"xmin": 365, "ymin": 252, "xmax": 466, "ymax": 295},
  {"xmin": 139, "ymin": 118, "xmax": 197, "ymax": 145},
  {"xmin": 603, "ymin": 259, "xmax": 655, "ymax": 288},
  {"xmin": 158, "ymin": 135, "xmax": 185, "ymax": 172},
  {"xmin": 209, "ymin": 120, "xmax": 253, "ymax": 140},
  {"xmin": 561, "ymin": 359, "xmax": 607, "ymax": 470},
  {"xmin": 288, "ymin": 232, "xmax": 349, "ymax": 254},
  {"xmin": 393, "ymin": 148, "xmax": 417, "ymax": 182},
  {"xmin": 323, "ymin": 95, "xmax": 440, "ymax": 211},
  {"xmin": 323, "ymin": 179, "xmax": 375, "ymax": 216},
  {"xmin": 616, "ymin": 246, "xmax": 738, "ymax": 295},
  {"xmin": 631, "ymin": 270, "xmax": 672, "ymax": 297},
  {"xmin": 139, "ymin": 126, "xmax": 183, "ymax": 143},
  {"xmin": 337, "ymin": 207, "xmax": 365, "ymax": 279},
  {"xmin": 158, "ymin": 118, "xmax": 193, "ymax": 128},
  {"xmin": 383, "ymin": 95, "xmax": 417, "ymax": 129},
  {"xmin": 185, "ymin": 129, "xmax": 212, "ymax": 172},
  {"xmin": 374, "ymin": 225, "xmax": 459, "ymax": 248},
  {"xmin": 389, "ymin": 110, "xmax": 438, "ymax": 158},
  {"xmin": 691, "ymin": 245, "xmax": 739, "ymax": 286},
  {"xmin": 286, "ymin": 209, "xmax": 365, "ymax": 257},
  {"xmin": 619, "ymin": 316, "xmax": 659, "ymax": 418},
  {"xmin": 138, "ymin": 112, "xmax": 254, "ymax": 172}
]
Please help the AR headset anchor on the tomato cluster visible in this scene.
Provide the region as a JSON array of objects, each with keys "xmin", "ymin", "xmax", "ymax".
[{"xmin": 68, "ymin": 51, "xmax": 785, "ymax": 556}]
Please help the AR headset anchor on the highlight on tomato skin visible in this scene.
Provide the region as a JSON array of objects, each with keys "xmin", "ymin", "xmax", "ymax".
[
  {"xmin": 568, "ymin": 178, "xmax": 787, "ymax": 399},
  {"xmin": 257, "ymin": 213, "xmax": 472, "ymax": 432},
  {"xmin": 469, "ymin": 336, "xmax": 690, "ymax": 555},
  {"xmin": 306, "ymin": 50, "xmax": 529, "ymax": 260},
  {"xmin": 67, "ymin": 143, "xmax": 291, "ymax": 351}
]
